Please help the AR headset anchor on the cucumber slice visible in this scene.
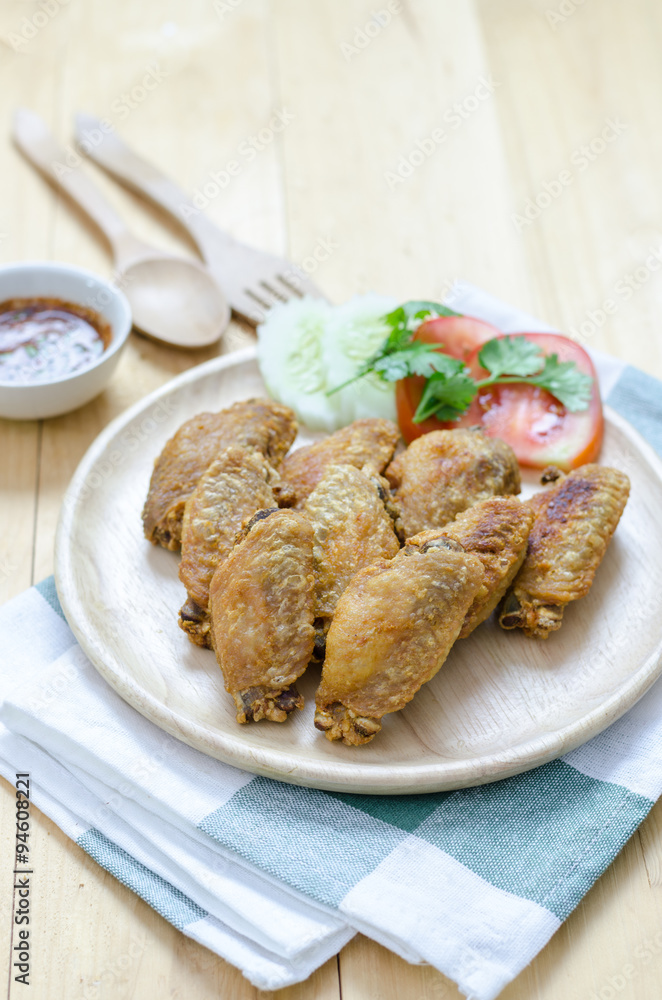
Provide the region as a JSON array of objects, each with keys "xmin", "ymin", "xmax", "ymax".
[
  {"xmin": 256, "ymin": 294, "xmax": 398, "ymax": 432},
  {"xmin": 256, "ymin": 297, "xmax": 335, "ymax": 430},
  {"xmin": 323, "ymin": 293, "xmax": 398, "ymax": 427}
]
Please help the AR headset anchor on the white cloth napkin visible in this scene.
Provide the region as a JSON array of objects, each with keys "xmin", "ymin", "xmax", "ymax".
[{"xmin": 2, "ymin": 283, "xmax": 661, "ymax": 999}]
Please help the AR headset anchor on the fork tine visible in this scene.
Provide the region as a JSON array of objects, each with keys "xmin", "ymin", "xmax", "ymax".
[
  {"xmin": 259, "ymin": 280, "xmax": 289, "ymax": 304},
  {"xmin": 278, "ymin": 267, "xmax": 327, "ymax": 300},
  {"xmin": 240, "ymin": 267, "xmax": 326, "ymax": 325},
  {"xmin": 240, "ymin": 289, "xmax": 271, "ymax": 325},
  {"xmin": 277, "ymin": 274, "xmax": 305, "ymax": 298},
  {"xmin": 73, "ymin": 118, "xmax": 331, "ymax": 323}
]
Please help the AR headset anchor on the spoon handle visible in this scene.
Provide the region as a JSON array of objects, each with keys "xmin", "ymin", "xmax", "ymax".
[
  {"xmin": 73, "ymin": 112, "xmax": 234, "ymax": 264},
  {"xmin": 13, "ymin": 109, "xmax": 149, "ymax": 267},
  {"xmin": 73, "ymin": 113, "xmax": 327, "ymax": 322}
]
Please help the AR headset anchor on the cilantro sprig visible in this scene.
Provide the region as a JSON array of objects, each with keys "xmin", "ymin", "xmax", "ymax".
[
  {"xmin": 327, "ymin": 302, "xmax": 593, "ymax": 422},
  {"xmin": 411, "ymin": 336, "xmax": 593, "ymax": 423},
  {"xmin": 414, "ymin": 365, "xmax": 477, "ymax": 421},
  {"xmin": 326, "ymin": 301, "xmax": 460, "ymax": 395},
  {"xmin": 472, "ymin": 337, "xmax": 593, "ymax": 408}
]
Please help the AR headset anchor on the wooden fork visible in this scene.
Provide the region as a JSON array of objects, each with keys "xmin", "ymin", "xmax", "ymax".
[{"xmin": 74, "ymin": 113, "xmax": 328, "ymax": 326}]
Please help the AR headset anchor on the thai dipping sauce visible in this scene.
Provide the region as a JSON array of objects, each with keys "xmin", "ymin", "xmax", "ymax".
[{"xmin": 0, "ymin": 297, "xmax": 112, "ymax": 383}]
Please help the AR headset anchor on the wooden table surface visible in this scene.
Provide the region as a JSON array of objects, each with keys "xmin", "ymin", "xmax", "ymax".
[{"xmin": 2, "ymin": 1, "xmax": 662, "ymax": 997}]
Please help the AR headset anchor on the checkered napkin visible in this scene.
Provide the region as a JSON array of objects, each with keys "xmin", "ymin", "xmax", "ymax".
[{"xmin": 2, "ymin": 284, "xmax": 662, "ymax": 999}]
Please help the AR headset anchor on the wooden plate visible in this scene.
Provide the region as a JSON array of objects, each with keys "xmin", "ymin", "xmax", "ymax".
[{"xmin": 55, "ymin": 348, "xmax": 662, "ymax": 794}]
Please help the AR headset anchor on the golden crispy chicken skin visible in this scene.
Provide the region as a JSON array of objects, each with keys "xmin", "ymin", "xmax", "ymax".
[
  {"xmin": 280, "ymin": 418, "xmax": 400, "ymax": 508},
  {"xmin": 142, "ymin": 398, "xmax": 297, "ymax": 550},
  {"xmin": 405, "ymin": 497, "xmax": 535, "ymax": 637},
  {"xmin": 303, "ymin": 464, "xmax": 401, "ymax": 632},
  {"xmin": 436, "ymin": 497, "xmax": 534, "ymax": 636},
  {"xmin": 178, "ymin": 445, "xmax": 280, "ymax": 628},
  {"xmin": 178, "ymin": 597, "xmax": 213, "ymax": 650},
  {"xmin": 209, "ymin": 508, "xmax": 315, "ymax": 724},
  {"xmin": 385, "ymin": 428, "xmax": 521, "ymax": 538},
  {"xmin": 499, "ymin": 464, "xmax": 630, "ymax": 639},
  {"xmin": 314, "ymin": 541, "xmax": 484, "ymax": 745}
]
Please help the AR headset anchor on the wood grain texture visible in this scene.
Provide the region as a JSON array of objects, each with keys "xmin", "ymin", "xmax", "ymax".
[
  {"xmin": 639, "ymin": 797, "xmax": 662, "ymax": 888},
  {"xmin": 2, "ymin": 0, "xmax": 662, "ymax": 996},
  {"xmin": 274, "ymin": 0, "xmax": 532, "ymax": 308},
  {"xmin": 0, "ymin": 420, "xmax": 39, "ymax": 604},
  {"xmin": 477, "ymin": 0, "xmax": 662, "ymax": 375},
  {"xmin": 55, "ymin": 353, "xmax": 662, "ymax": 793}
]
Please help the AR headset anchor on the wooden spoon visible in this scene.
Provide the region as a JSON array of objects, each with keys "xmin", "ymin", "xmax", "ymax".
[
  {"xmin": 73, "ymin": 112, "xmax": 327, "ymax": 325},
  {"xmin": 13, "ymin": 109, "xmax": 230, "ymax": 349}
]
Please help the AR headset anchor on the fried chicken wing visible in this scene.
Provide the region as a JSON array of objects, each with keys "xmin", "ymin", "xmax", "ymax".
[
  {"xmin": 178, "ymin": 596, "xmax": 213, "ymax": 649},
  {"xmin": 209, "ymin": 508, "xmax": 315, "ymax": 723},
  {"xmin": 499, "ymin": 464, "xmax": 630, "ymax": 639},
  {"xmin": 385, "ymin": 427, "xmax": 520, "ymax": 538},
  {"xmin": 177, "ymin": 446, "xmax": 281, "ymax": 648},
  {"xmin": 302, "ymin": 464, "xmax": 401, "ymax": 632},
  {"xmin": 314, "ymin": 540, "xmax": 484, "ymax": 745},
  {"xmin": 142, "ymin": 398, "xmax": 297, "ymax": 550},
  {"xmin": 280, "ymin": 418, "xmax": 400, "ymax": 508},
  {"xmin": 405, "ymin": 497, "xmax": 535, "ymax": 637}
]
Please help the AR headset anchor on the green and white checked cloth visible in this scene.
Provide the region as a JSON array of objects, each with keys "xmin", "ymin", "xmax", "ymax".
[{"xmin": 2, "ymin": 284, "xmax": 662, "ymax": 999}]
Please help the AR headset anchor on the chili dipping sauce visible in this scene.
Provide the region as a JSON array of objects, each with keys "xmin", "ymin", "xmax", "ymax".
[{"xmin": 0, "ymin": 297, "xmax": 112, "ymax": 384}]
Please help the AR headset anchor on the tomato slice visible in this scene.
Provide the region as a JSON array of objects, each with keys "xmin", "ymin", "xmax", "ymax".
[
  {"xmin": 395, "ymin": 314, "xmax": 499, "ymax": 443},
  {"xmin": 396, "ymin": 331, "xmax": 604, "ymax": 470},
  {"xmin": 415, "ymin": 314, "xmax": 500, "ymax": 362}
]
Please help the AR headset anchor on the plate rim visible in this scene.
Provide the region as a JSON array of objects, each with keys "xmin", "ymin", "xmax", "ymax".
[{"xmin": 55, "ymin": 350, "xmax": 662, "ymax": 794}]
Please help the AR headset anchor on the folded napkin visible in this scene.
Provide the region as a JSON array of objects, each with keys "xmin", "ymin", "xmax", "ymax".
[{"xmin": 2, "ymin": 283, "xmax": 662, "ymax": 1000}]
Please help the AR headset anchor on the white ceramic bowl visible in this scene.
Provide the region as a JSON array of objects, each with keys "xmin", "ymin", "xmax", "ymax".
[{"xmin": 0, "ymin": 261, "xmax": 132, "ymax": 420}]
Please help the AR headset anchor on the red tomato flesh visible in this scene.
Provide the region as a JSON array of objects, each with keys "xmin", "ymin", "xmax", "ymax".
[
  {"xmin": 396, "ymin": 330, "xmax": 604, "ymax": 471},
  {"xmin": 395, "ymin": 314, "xmax": 500, "ymax": 443},
  {"xmin": 414, "ymin": 314, "xmax": 500, "ymax": 362}
]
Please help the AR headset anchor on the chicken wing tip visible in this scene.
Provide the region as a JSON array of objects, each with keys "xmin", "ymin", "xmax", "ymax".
[
  {"xmin": 234, "ymin": 684, "xmax": 304, "ymax": 724},
  {"xmin": 314, "ymin": 703, "xmax": 382, "ymax": 745}
]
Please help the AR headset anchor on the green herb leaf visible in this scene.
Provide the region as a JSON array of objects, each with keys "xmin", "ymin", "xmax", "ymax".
[
  {"xmin": 326, "ymin": 303, "xmax": 594, "ymax": 419},
  {"xmin": 528, "ymin": 354, "xmax": 594, "ymax": 411},
  {"xmin": 372, "ymin": 342, "xmax": 454, "ymax": 381},
  {"xmin": 326, "ymin": 299, "xmax": 459, "ymax": 395},
  {"xmin": 413, "ymin": 367, "xmax": 477, "ymax": 423},
  {"xmin": 478, "ymin": 335, "xmax": 545, "ymax": 378},
  {"xmin": 382, "ymin": 299, "xmax": 459, "ymax": 337}
]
